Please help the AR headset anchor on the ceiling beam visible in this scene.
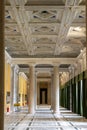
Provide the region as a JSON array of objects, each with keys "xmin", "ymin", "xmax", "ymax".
[
  {"xmin": 9, "ymin": 0, "xmax": 30, "ymax": 55},
  {"xmin": 71, "ymin": 22, "xmax": 86, "ymax": 27},
  {"xmin": 11, "ymin": 57, "xmax": 77, "ymax": 65},
  {"xmin": 37, "ymin": 78, "xmax": 51, "ymax": 82},
  {"xmin": 31, "ymin": 34, "xmax": 57, "ymax": 38},
  {"xmin": 24, "ymin": 5, "xmax": 85, "ymax": 11},
  {"xmin": 54, "ymin": 7, "xmax": 77, "ymax": 55},
  {"xmin": 5, "ymin": 5, "xmax": 85, "ymax": 11},
  {"xmin": 19, "ymin": 67, "xmax": 69, "ymax": 73}
]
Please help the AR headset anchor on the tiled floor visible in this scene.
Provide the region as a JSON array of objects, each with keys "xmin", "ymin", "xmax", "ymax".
[{"xmin": 4, "ymin": 106, "xmax": 87, "ymax": 130}]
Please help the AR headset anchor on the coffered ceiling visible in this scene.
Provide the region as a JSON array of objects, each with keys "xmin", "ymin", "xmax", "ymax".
[{"xmin": 5, "ymin": 0, "xmax": 86, "ymax": 76}]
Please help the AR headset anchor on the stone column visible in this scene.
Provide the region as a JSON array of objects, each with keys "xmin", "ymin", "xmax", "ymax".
[
  {"xmin": 10, "ymin": 64, "xmax": 15, "ymax": 112},
  {"xmin": 80, "ymin": 59, "xmax": 83, "ymax": 73},
  {"xmin": 28, "ymin": 65, "xmax": 35, "ymax": 114},
  {"xmin": 77, "ymin": 59, "xmax": 83, "ymax": 74},
  {"xmin": 34, "ymin": 73, "xmax": 37, "ymax": 110},
  {"xmin": 0, "ymin": 0, "xmax": 4, "ymax": 129},
  {"xmin": 83, "ymin": 53, "xmax": 86, "ymax": 71},
  {"xmin": 53, "ymin": 65, "xmax": 60, "ymax": 114},
  {"xmin": 51, "ymin": 73, "xmax": 54, "ymax": 110},
  {"xmin": 27, "ymin": 81, "xmax": 29, "ymax": 106},
  {"xmin": 77, "ymin": 61, "xmax": 81, "ymax": 75},
  {"xmin": 35, "ymin": 73, "xmax": 37, "ymax": 109},
  {"xmin": 48, "ymin": 81, "xmax": 51, "ymax": 105},
  {"xmin": 13, "ymin": 65, "xmax": 19, "ymax": 111},
  {"xmin": 73, "ymin": 63, "xmax": 78, "ymax": 76},
  {"xmin": 37, "ymin": 81, "xmax": 40, "ymax": 105},
  {"xmin": 71, "ymin": 65, "xmax": 75, "ymax": 78},
  {"xmin": 69, "ymin": 67, "xmax": 72, "ymax": 111}
]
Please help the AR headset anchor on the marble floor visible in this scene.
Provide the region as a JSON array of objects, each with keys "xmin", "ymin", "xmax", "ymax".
[{"xmin": 4, "ymin": 106, "xmax": 87, "ymax": 130}]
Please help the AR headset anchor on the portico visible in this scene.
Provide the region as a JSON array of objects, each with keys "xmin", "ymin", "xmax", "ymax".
[
  {"xmin": 0, "ymin": 0, "xmax": 86, "ymax": 130},
  {"xmin": 27, "ymin": 62, "xmax": 62, "ymax": 114}
]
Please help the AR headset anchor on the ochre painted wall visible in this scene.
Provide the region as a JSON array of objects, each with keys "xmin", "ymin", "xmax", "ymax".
[
  {"xmin": 4, "ymin": 62, "xmax": 28, "ymax": 112},
  {"xmin": 4, "ymin": 63, "xmax": 11, "ymax": 112},
  {"xmin": 19, "ymin": 75, "xmax": 28, "ymax": 106}
]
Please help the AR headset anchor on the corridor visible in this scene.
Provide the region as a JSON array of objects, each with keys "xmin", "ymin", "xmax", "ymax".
[
  {"xmin": 0, "ymin": 0, "xmax": 86, "ymax": 130},
  {"xmin": 4, "ymin": 106, "xmax": 87, "ymax": 130}
]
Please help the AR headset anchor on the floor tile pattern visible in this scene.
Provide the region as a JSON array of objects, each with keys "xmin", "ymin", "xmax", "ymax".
[{"xmin": 4, "ymin": 106, "xmax": 87, "ymax": 130}]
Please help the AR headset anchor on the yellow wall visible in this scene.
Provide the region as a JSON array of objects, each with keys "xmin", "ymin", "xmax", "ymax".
[
  {"xmin": 4, "ymin": 62, "xmax": 28, "ymax": 112},
  {"xmin": 4, "ymin": 62, "xmax": 11, "ymax": 112},
  {"xmin": 19, "ymin": 75, "xmax": 28, "ymax": 106}
]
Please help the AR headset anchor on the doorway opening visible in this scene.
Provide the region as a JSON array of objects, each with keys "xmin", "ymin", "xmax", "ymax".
[{"xmin": 40, "ymin": 88, "xmax": 47, "ymax": 104}]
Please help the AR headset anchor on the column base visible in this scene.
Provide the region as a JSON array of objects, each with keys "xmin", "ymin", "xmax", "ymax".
[
  {"xmin": 51, "ymin": 109, "xmax": 54, "ymax": 113},
  {"xmin": 14, "ymin": 107, "xmax": 20, "ymax": 112},
  {"xmin": 53, "ymin": 111, "xmax": 61, "ymax": 118},
  {"xmin": 53, "ymin": 110, "xmax": 60, "ymax": 115},
  {"xmin": 28, "ymin": 110, "xmax": 35, "ymax": 115}
]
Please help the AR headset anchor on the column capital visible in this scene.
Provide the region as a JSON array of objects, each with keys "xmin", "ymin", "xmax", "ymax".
[
  {"xmin": 53, "ymin": 62, "xmax": 60, "ymax": 67},
  {"xmin": 6, "ymin": 59, "xmax": 11, "ymax": 64},
  {"xmin": 68, "ymin": 65, "xmax": 75, "ymax": 74},
  {"xmin": 29, "ymin": 62, "xmax": 36, "ymax": 67},
  {"xmin": 68, "ymin": 67, "xmax": 72, "ymax": 73},
  {"xmin": 76, "ymin": 58, "xmax": 82, "ymax": 64},
  {"xmin": 79, "ymin": 58, "xmax": 83, "ymax": 63},
  {"xmin": 69, "ymin": 65, "xmax": 75, "ymax": 70},
  {"xmin": 51, "ymin": 71, "xmax": 54, "ymax": 76},
  {"xmin": 11, "ymin": 63, "xmax": 15, "ymax": 67},
  {"xmin": 35, "ymin": 71, "xmax": 38, "ymax": 76},
  {"xmin": 19, "ymin": 72, "xmax": 28, "ymax": 80},
  {"xmin": 14, "ymin": 65, "xmax": 19, "ymax": 74}
]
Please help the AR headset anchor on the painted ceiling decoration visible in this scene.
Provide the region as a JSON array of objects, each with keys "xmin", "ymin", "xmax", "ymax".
[{"xmin": 5, "ymin": 0, "xmax": 86, "ymax": 76}]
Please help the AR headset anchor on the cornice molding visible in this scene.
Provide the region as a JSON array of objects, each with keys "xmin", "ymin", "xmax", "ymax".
[
  {"xmin": 77, "ymin": 48, "xmax": 86, "ymax": 60},
  {"xmin": 10, "ymin": 57, "xmax": 77, "ymax": 65},
  {"xmin": 5, "ymin": 50, "xmax": 12, "ymax": 63}
]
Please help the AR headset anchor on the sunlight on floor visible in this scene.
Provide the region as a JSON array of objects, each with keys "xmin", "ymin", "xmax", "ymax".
[{"xmin": 4, "ymin": 106, "xmax": 87, "ymax": 130}]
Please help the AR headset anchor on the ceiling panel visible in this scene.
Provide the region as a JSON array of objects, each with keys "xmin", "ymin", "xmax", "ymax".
[{"xmin": 5, "ymin": 0, "xmax": 86, "ymax": 59}]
